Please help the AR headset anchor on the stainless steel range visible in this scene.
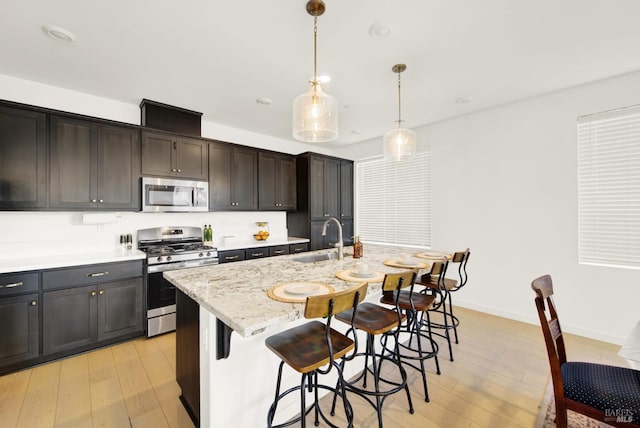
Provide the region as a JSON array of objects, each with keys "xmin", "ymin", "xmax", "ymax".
[{"xmin": 138, "ymin": 226, "xmax": 218, "ymax": 337}]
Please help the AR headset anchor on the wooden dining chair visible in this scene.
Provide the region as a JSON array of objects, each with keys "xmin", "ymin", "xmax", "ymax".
[{"xmin": 531, "ymin": 275, "xmax": 640, "ymax": 428}]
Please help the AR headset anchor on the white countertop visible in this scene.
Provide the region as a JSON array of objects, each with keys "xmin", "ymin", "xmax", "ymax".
[
  {"xmin": 215, "ymin": 236, "xmax": 309, "ymax": 251},
  {"xmin": 164, "ymin": 244, "xmax": 430, "ymax": 337},
  {"xmin": 0, "ymin": 249, "xmax": 146, "ymax": 274}
]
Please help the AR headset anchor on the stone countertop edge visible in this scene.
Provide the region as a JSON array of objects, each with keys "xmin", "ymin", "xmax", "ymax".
[
  {"xmin": 0, "ymin": 249, "xmax": 147, "ymax": 274},
  {"xmin": 164, "ymin": 244, "xmax": 430, "ymax": 338},
  {"xmin": 215, "ymin": 236, "xmax": 310, "ymax": 251}
]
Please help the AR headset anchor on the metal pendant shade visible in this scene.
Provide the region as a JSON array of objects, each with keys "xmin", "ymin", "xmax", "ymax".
[
  {"xmin": 383, "ymin": 64, "xmax": 416, "ymax": 160},
  {"xmin": 292, "ymin": 0, "xmax": 338, "ymax": 143}
]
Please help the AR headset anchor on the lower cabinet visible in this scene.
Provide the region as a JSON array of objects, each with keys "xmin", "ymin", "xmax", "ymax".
[
  {"xmin": 219, "ymin": 249, "xmax": 246, "ymax": 263},
  {"xmin": 43, "ymin": 278, "xmax": 143, "ymax": 355},
  {"xmin": 176, "ymin": 289, "xmax": 200, "ymax": 425},
  {"xmin": 0, "ymin": 293, "xmax": 39, "ymax": 368}
]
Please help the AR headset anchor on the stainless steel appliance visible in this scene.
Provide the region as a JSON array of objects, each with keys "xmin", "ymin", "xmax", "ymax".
[
  {"xmin": 138, "ymin": 226, "xmax": 218, "ymax": 336},
  {"xmin": 142, "ymin": 177, "xmax": 208, "ymax": 212}
]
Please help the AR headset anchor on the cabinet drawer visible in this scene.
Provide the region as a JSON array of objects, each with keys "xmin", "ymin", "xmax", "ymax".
[
  {"xmin": 268, "ymin": 245, "xmax": 290, "ymax": 257},
  {"xmin": 289, "ymin": 243, "xmax": 309, "ymax": 254},
  {"xmin": 0, "ymin": 272, "xmax": 39, "ymax": 297},
  {"xmin": 219, "ymin": 250, "xmax": 246, "ymax": 264},
  {"xmin": 43, "ymin": 261, "xmax": 143, "ymax": 290},
  {"xmin": 246, "ymin": 248, "xmax": 268, "ymax": 259}
]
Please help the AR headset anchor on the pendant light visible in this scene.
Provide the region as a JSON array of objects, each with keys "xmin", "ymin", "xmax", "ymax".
[
  {"xmin": 292, "ymin": 0, "xmax": 338, "ymax": 143},
  {"xmin": 383, "ymin": 64, "xmax": 416, "ymax": 160}
]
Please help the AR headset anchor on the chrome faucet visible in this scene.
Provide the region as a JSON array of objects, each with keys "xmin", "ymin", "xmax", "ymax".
[{"xmin": 321, "ymin": 217, "xmax": 344, "ymax": 260}]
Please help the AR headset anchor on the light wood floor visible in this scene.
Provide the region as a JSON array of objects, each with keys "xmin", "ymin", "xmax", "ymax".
[{"xmin": 0, "ymin": 306, "xmax": 628, "ymax": 428}]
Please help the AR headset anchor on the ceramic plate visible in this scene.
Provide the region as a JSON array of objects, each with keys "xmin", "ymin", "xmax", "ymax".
[
  {"xmin": 350, "ymin": 271, "xmax": 375, "ymax": 278},
  {"xmin": 284, "ymin": 282, "xmax": 321, "ymax": 296}
]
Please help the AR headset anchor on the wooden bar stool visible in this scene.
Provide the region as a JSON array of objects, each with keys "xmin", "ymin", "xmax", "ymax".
[
  {"xmin": 416, "ymin": 258, "xmax": 457, "ymax": 361},
  {"xmin": 437, "ymin": 248, "xmax": 470, "ymax": 347},
  {"xmin": 265, "ymin": 282, "xmax": 368, "ymax": 428},
  {"xmin": 330, "ymin": 272, "xmax": 415, "ymax": 428},
  {"xmin": 379, "ymin": 267, "xmax": 443, "ymax": 402}
]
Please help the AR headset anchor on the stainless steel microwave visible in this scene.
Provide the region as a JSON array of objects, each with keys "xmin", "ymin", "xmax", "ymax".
[{"xmin": 142, "ymin": 177, "xmax": 209, "ymax": 212}]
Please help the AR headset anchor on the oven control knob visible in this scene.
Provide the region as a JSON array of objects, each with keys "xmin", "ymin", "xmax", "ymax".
[
  {"xmin": 206, "ymin": 251, "xmax": 212, "ymax": 257},
  {"xmin": 199, "ymin": 252, "xmax": 204, "ymax": 257},
  {"xmin": 167, "ymin": 256, "xmax": 172, "ymax": 261},
  {"xmin": 157, "ymin": 256, "xmax": 163, "ymax": 262}
]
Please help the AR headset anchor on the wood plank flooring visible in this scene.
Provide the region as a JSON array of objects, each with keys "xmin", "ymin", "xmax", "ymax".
[{"xmin": 0, "ymin": 307, "xmax": 628, "ymax": 427}]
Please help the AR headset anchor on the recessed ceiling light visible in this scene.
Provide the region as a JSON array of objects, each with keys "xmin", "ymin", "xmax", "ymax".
[
  {"xmin": 368, "ymin": 21, "xmax": 391, "ymax": 39},
  {"xmin": 350, "ymin": 130, "xmax": 362, "ymax": 135},
  {"xmin": 455, "ymin": 96, "xmax": 473, "ymax": 104},
  {"xmin": 42, "ymin": 25, "xmax": 76, "ymax": 42},
  {"xmin": 256, "ymin": 97, "xmax": 272, "ymax": 106}
]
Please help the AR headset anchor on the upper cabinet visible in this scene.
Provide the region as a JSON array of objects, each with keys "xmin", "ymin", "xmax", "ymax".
[
  {"xmin": 0, "ymin": 105, "xmax": 47, "ymax": 209},
  {"xmin": 49, "ymin": 116, "xmax": 140, "ymax": 210},
  {"xmin": 339, "ymin": 160, "xmax": 353, "ymax": 220},
  {"xmin": 209, "ymin": 141, "xmax": 258, "ymax": 210},
  {"xmin": 258, "ymin": 151, "xmax": 296, "ymax": 211},
  {"xmin": 141, "ymin": 131, "xmax": 207, "ymax": 181},
  {"xmin": 309, "ymin": 155, "xmax": 340, "ymax": 220}
]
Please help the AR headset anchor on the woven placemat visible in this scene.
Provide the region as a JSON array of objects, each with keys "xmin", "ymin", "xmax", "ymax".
[
  {"xmin": 383, "ymin": 258, "xmax": 430, "ymax": 269},
  {"xmin": 267, "ymin": 282, "xmax": 335, "ymax": 303},
  {"xmin": 413, "ymin": 251, "xmax": 452, "ymax": 260},
  {"xmin": 335, "ymin": 269, "xmax": 385, "ymax": 283}
]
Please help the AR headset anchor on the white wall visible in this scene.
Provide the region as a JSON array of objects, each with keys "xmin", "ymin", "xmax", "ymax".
[{"xmin": 335, "ymin": 71, "xmax": 640, "ymax": 345}]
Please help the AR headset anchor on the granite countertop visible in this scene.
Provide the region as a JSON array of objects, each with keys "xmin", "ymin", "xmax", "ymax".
[
  {"xmin": 164, "ymin": 244, "xmax": 430, "ymax": 337},
  {"xmin": 0, "ymin": 249, "xmax": 147, "ymax": 274},
  {"xmin": 215, "ymin": 236, "xmax": 309, "ymax": 251}
]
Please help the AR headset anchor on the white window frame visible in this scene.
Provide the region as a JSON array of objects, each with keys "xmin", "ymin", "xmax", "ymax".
[
  {"xmin": 355, "ymin": 151, "xmax": 431, "ymax": 248},
  {"xmin": 577, "ymin": 104, "xmax": 640, "ymax": 270}
]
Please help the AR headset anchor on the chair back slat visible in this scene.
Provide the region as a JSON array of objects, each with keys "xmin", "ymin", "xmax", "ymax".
[
  {"xmin": 382, "ymin": 271, "xmax": 416, "ymax": 292},
  {"xmin": 304, "ymin": 282, "xmax": 368, "ymax": 319}
]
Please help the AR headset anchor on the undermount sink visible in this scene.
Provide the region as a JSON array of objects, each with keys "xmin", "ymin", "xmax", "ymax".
[{"xmin": 292, "ymin": 252, "xmax": 337, "ymax": 263}]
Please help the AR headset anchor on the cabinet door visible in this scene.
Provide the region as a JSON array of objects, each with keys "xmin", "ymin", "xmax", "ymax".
[
  {"xmin": 209, "ymin": 142, "xmax": 233, "ymax": 209},
  {"xmin": 141, "ymin": 131, "xmax": 174, "ymax": 177},
  {"xmin": 49, "ymin": 116, "xmax": 98, "ymax": 209},
  {"xmin": 43, "ymin": 285, "xmax": 98, "ymax": 355},
  {"xmin": 341, "ymin": 220, "xmax": 354, "ymax": 246},
  {"xmin": 0, "ymin": 293, "xmax": 39, "ymax": 368},
  {"xmin": 246, "ymin": 248, "xmax": 268, "ymax": 259},
  {"xmin": 340, "ymin": 160, "xmax": 353, "ymax": 220},
  {"xmin": 233, "ymin": 147, "xmax": 258, "ymax": 210},
  {"xmin": 97, "ymin": 278, "xmax": 143, "ymax": 341},
  {"xmin": 324, "ymin": 158, "xmax": 340, "ymax": 218},
  {"xmin": 218, "ymin": 249, "xmax": 246, "ymax": 263},
  {"xmin": 276, "ymin": 155, "xmax": 297, "ymax": 210},
  {"xmin": 0, "ymin": 105, "xmax": 47, "ymax": 209},
  {"xmin": 309, "ymin": 156, "xmax": 326, "ymax": 220},
  {"xmin": 258, "ymin": 152, "xmax": 277, "ymax": 210},
  {"xmin": 97, "ymin": 125, "xmax": 140, "ymax": 210},
  {"xmin": 176, "ymin": 137, "xmax": 207, "ymax": 180}
]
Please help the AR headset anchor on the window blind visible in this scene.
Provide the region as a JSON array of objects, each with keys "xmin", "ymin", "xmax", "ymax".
[
  {"xmin": 577, "ymin": 105, "xmax": 640, "ymax": 269},
  {"xmin": 355, "ymin": 151, "xmax": 431, "ymax": 247}
]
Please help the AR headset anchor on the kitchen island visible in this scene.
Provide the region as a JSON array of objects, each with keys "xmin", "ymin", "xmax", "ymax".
[{"xmin": 164, "ymin": 244, "xmax": 431, "ymax": 427}]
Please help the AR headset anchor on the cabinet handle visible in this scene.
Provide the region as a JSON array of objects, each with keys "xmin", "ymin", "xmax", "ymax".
[
  {"xmin": 30, "ymin": 300, "xmax": 37, "ymax": 306},
  {"xmin": 293, "ymin": 248, "xmax": 304, "ymax": 253},
  {"xmin": 0, "ymin": 281, "xmax": 23, "ymax": 289},
  {"xmin": 171, "ymin": 168, "xmax": 177, "ymax": 172},
  {"xmin": 274, "ymin": 250, "xmax": 285, "ymax": 254},
  {"xmin": 173, "ymin": 141, "xmax": 177, "ymax": 150},
  {"xmin": 225, "ymin": 255, "xmax": 239, "ymax": 260},
  {"xmin": 87, "ymin": 271, "xmax": 109, "ymax": 277},
  {"xmin": 177, "ymin": 169, "xmax": 181, "ymax": 173},
  {"xmin": 91, "ymin": 199, "xmax": 97, "ymax": 203},
  {"xmin": 324, "ymin": 214, "xmax": 330, "ymax": 217},
  {"xmin": 99, "ymin": 199, "xmax": 104, "ymax": 203},
  {"xmin": 251, "ymin": 253, "xmax": 264, "ymax": 257},
  {"xmin": 99, "ymin": 290, "xmax": 105, "ymax": 295},
  {"xmin": 91, "ymin": 291, "xmax": 97, "ymax": 296}
]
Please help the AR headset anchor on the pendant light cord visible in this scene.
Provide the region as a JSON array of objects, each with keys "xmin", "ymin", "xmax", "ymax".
[
  {"xmin": 397, "ymin": 72, "xmax": 403, "ymax": 126},
  {"xmin": 313, "ymin": 16, "xmax": 318, "ymax": 86}
]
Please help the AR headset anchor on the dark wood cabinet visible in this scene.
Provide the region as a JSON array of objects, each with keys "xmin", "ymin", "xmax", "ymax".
[
  {"xmin": 176, "ymin": 289, "xmax": 200, "ymax": 425},
  {"xmin": 0, "ymin": 284, "xmax": 40, "ymax": 372},
  {"xmin": 246, "ymin": 248, "xmax": 268, "ymax": 259},
  {"xmin": 42, "ymin": 261, "xmax": 143, "ymax": 356},
  {"xmin": 218, "ymin": 249, "xmax": 246, "ymax": 263},
  {"xmin": 50, "ymin": 116, "xmax": 140, "ymax": 210},
  {"xmin": 288, "ymin": 153, "xmax": 354, "ymax": 250},
  {"xmin": 0, "ymin": 105, "xmax": 47, "ymax": 209},
  {"xmin": 141, "ymin": 131, "xmax": 207, "ymax": 180},
  {"xmin": 209, "ymin": 142, "xmax": 258, "ymax": 210},
  {"xmin": 268, "ymin": 245, "xmax": 290, "ymax": 257},
  {"xmin": 258, "ymin": 152, "xmax": 296, "ymax": 210}
]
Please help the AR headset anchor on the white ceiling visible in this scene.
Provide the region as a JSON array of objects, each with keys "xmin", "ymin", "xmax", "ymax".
[{"xmin": 2, "ymin": 0, "xmax": 640, "ymax": 146}]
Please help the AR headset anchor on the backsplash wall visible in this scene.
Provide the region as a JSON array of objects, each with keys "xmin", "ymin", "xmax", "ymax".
[{"xmin": 0, "ymin": 211, "xmax": 287, "ymax": 258}]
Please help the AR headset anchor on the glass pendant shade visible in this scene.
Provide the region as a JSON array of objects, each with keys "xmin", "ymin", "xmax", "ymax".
[
  {"xmin": 293, "ymin": 83, "xmax": 338, "ymax": 143},
  {"xmin": 383, "ymin": 127, "xmax": 417, "ymax": 161}
]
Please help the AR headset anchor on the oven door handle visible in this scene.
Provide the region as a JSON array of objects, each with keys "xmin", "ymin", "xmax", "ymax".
[{"xmin": 147, "ymin": 259, "xmax": 219, "ymax": 273}]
